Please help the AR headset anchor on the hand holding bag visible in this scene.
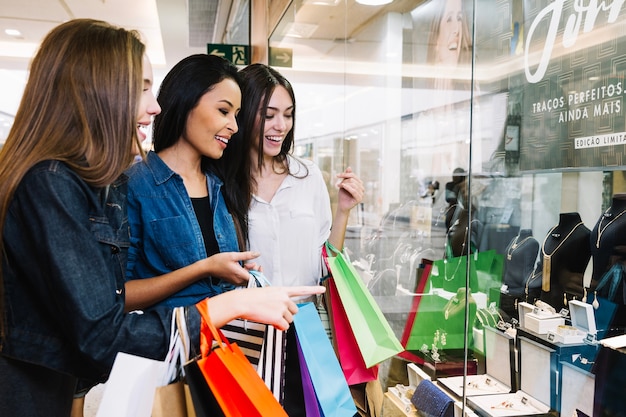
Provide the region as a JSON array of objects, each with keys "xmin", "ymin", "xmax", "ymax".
[{"xmin": 185, "ymin": 300, "xmax": 288, "ymax": 417}]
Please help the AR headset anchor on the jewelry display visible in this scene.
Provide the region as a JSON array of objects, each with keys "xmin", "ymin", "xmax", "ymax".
[
  {"xmin": 506, "ymin": 235, "xmax": 533, "ymax": 260},
  {"xmin": 595, "ymin": 206, "xmax": 626, "ymax": 248},
  {"xmin": 462, "ymin": 376, "xmax": 506, "ymax": 393},
  {"xmin": 421, "ymin": 329, "xmax": 448, "ymax": 362},
  {"xmin": 488, "ymin": 396, "xmax": 544, "ymax": 413},
  {"xmin": 443, "ymin": 224, "xmax": 468, "ymax": 281},
  {"xmin": 490, "ymin": 400, "xmax": 518, "ymax": 410},
  {"xmin": 524, "ymin": 268, "xmax": 541, "ymax": 302},
  {"xmin": 541, "ymin": 221, "xmax": 584, "ymax": 291}
]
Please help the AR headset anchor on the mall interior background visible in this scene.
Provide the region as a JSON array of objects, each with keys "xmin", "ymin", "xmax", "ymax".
[{"xmin": 2, "ymin": 0, "xmax": 626, "ymax": 415}]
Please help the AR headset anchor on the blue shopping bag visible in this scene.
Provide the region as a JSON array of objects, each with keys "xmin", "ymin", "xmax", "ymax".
[{"xmin": 293, "ymin": 302, "xmax": 357, "ymax": 417}]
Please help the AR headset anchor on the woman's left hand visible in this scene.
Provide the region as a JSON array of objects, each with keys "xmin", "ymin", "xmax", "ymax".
[{"xmin": 336, "ymin": 167, "xmax": 364, "ymax": 212}]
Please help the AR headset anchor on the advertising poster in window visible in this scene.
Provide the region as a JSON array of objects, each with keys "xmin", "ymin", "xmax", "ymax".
[{"xmin": 519, "ymin": 0, "xmax": 626, "ymax": 171}]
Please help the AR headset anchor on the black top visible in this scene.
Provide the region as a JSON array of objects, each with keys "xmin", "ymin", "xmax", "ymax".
[{"xmin": 191, "ymin": 196, "xmax": 219, "ymax": 257}]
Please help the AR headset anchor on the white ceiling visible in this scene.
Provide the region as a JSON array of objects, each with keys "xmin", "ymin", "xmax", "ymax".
[
  {"xmin": 0, "ymin": 0, "xmax": 428, "ymax": 139},
  {"xmin": 0, "ymin": 0, "xmax": 206, "ymax": 75}
]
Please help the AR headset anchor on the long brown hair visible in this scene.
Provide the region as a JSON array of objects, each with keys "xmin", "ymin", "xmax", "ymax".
[{"xmin": 0, "ymin": 19, "xmax": 145, "ymax": 342}]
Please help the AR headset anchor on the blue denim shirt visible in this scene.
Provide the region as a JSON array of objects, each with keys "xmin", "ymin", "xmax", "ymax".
[
  {"xmin": 0, "ymin": 160, "xmax": 200, "ymax": 381},
  {"xmin": 125, "ymin": 151, "xmax": 238, "ymax": 308}
]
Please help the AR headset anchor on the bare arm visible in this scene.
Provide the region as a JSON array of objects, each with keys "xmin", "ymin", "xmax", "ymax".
[
  {"xmin": 124, "ymin": 251, "xmax": 260, "ymax": 312},
  {"xmin": 202, "ymin": 285, "xmax": 326, "ymax": 330},
  {"xmin": 327, "ymin": 167, "xmax": 364, "ymax": 250}
]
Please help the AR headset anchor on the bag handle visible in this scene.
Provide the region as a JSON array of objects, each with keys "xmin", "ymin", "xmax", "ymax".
[
  {"xmin": 324, "ymin": 240, "xmax": 342, "ymax": 256},
  {"xmin": 249, "ymin": 269, "xmax": 272, "ymax": 287},
  {"xmin": 195, "ymin": 300, "xmax": 234, "ymax": 357}
]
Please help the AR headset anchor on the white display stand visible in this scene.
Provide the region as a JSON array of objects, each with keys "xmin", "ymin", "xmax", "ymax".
[
  {"xmin": 438, "ymin": 327, "xmax": 515, "ymax": 397},
  {"xmin": 546, "ymin": 300, "xmax": 597, "ymax": 344},
  {"xmin": 559, "ymin": 361, "xmax": 594, "ymax": 417},
  {"xmin": 467, "ymin": 391, "xmax": 551, "ymax": 417}
]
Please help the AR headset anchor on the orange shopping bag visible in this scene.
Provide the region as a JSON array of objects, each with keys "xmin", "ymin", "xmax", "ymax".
[{"xmin": 185, "ymin": 301, "xmax": 288, "ymax": 417}]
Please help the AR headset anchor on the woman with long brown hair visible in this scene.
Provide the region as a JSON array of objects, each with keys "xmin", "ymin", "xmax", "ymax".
[{"xmin": 0, "ymin": 19, "xmax": 322, "ymax": 416}]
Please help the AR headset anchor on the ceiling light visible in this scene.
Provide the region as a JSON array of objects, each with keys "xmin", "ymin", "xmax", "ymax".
[
  {"xmin": 303, "ymin": 0, "xmax": 340, "ymax": 4},
  {"xmin": 282, "ymin": 23, "xmax": 319, "ymax": 39},
  {"xmin": 356, "ymin": 0, "xmax": 393, "ymax": 5},
  {"xmin": 4, "ymin": 29, "xmax": 23, "ymax": 38}
]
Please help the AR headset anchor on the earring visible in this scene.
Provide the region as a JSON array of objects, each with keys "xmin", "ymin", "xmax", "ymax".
[{"xmin": 592, "ymin": 291, "xmax": 599, "ymax": 310}]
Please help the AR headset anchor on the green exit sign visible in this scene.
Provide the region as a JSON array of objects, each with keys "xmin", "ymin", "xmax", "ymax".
[{"xmin": 207, "ymin": 44, "xmax": 250, "ymax": 66}]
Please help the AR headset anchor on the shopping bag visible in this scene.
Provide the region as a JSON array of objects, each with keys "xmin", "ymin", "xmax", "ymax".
[
  {"xmin": 297, "ymin": 338, "xmax": 323, "ymax": 417},
  {"xmin": 98, "ymin": 308, "xmax": 183, "ymax": 417},
  {"xmin": 293, "ymin": 302, "xmax": 358, "ymax": 417},
  {"xmin": 96, "ymin": 352, "xmax": 165, "ymax": 417},
  {"xmin": 152, "ymin": 307, "xmax": 193, "ymax": 417},
  {"xmin": 184, "ymin": 300, "xmax": 287, "ymax": 417},
  {"xmin": 256, "ymin": 323, "xmax": 287, "ymax": 403},
  {"xmin": 326, "ymin": 277, "xmax": 379, "ymax": 385},
  {"xmin": 152, "ymin": 381, "xmax": 188, "ymax": 417},
  {"xmin": 220, "ymin": 319, "xmax": 266, "ymax": 367},
  {"xmin": 324, "ymin": 242, "xmax": 404, "ymax": 367},
  {"xmin": 222, "ymin": 271, "xmax": 270, "ymax": 368}
]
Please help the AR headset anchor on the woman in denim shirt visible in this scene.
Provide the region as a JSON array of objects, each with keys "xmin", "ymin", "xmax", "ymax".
[
  {"xmin": 0, "ymin": 20, "xmax": 323, "ymax": 417},
  {"xmin": 124, "ymin": 54, "xmax": 262, "ymax": 310}
]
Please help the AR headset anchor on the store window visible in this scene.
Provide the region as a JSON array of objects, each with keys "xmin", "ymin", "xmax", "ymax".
[{"xmin": 270, "ymin": 0, "xmax": 626, "ymax": 415}]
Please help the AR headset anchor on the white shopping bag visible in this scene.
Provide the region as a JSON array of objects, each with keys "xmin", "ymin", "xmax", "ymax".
[{"xmin": 96, "ymin": 351, "xmax": 166, "ymax": 417}]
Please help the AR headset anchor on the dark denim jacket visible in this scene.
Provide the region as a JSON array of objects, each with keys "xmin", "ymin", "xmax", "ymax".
[
  {"xmin": 0, "ymin": 161, "xmax": 199, "ymax": 381},
  {"xmin": 124, "ymin": 151, "xmax": 237, "ymax": 308}
]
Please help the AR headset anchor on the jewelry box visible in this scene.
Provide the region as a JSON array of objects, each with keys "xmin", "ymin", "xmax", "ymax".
[
  {"xmin": 467, "ymin": 391, "xmax": 551, "ymax": 417},
  {"xmin": 517, "ymin": 301, "xmax": 534, "ymax": 330},
  {"xmin": 438, "ymin": 326, "xmax": 516, "ymax": 398},
  {"xmin": 523, "ymin": 308, "xmax": 564, "ymax": 334},
  {"xmin": 546, "ymin": 300, "xmax": 596, "ymax": 344},
  {"xmin": 465, "ymin": 333, "xmax": 557, "ymax": 416}
]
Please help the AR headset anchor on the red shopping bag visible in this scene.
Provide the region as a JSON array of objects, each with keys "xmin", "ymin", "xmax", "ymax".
[{"xmin": 327, "ymin": 277, "xmax": 379, "ymax": 385}]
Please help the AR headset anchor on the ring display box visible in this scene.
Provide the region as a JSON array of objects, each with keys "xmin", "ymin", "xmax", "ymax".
[
  {"xmin": 517, "ymin": 302, "xmax": 534, "ymax": 330},
  {"xmin": 523, "ymin": 309, "xmax": 564, "ymax": 335},
  {"xmin": 467, "ymin": 391, "xmax": 551, "ymax": 417},
  {"xmin": 438, "ymin": 327, "xmax": 516, "ymax": 398},
  {"xmin": 466, "ymin": 333, "xmax": 556, "ymax": 417},
  {"xmin": 546, "ymin": 300, "xmax": 596, "ymax": 344}
]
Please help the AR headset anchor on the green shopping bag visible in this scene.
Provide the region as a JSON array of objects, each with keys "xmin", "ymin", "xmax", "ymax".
[{"xmin": 324, "ymin": 242, "xmax": 404, "ymax": 368}]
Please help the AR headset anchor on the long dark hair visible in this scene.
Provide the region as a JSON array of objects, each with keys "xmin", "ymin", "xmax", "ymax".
[
  {"xmin": 0, "ymin": 18, "xmax": 145, "ymax": 343},
  {"xmin": 153, "ymin": 54, "xmax": 248, "ymax": 249},
  {"xmin": 222, "ymin": 63, "xmax": 302, "ymax": 212}
]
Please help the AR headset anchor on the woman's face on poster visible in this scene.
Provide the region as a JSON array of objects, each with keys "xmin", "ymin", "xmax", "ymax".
[{"xmin": 436, "ymin": 0, "xmax": 463, "ymax": 65}]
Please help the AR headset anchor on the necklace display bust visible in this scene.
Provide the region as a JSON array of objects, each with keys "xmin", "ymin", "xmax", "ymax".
[
  {"xmin": 540, "ymin": 212, "xmax": 591, "ymax": 310},
  {"xmin": 503, "ymin": 229, "xmax": 539, "ymax": 296}
]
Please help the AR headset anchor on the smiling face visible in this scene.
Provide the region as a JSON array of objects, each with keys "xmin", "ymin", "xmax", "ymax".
[
  {"xmin": 436, "ymin": 0, "xmax": 464, "ymax": 65},
  {"xmin": 182, "ymin": 78, "xmax": 241, "ymax": 160},
  {"xmin": 253, "ymin": 85, "xmax": 294, "ymax": 161},
  {"xmin": 135, "ymin": 55, "xmax": 161, "ymax": 156}
]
